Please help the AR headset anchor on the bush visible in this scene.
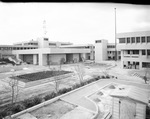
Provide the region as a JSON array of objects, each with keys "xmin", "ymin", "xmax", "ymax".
[
  {"xmin": 11, "ymin": 103, "xmax": 25, "ymax": 113},
  {"xmin": 44, "ymin": 92, "xmax": 56, "ymax": 101},
  {"xmin": 66, "ymin": 87, "xmax": 72, "ymax": 92},
  {"xmin": 106, "ymin": 75, "xmax": 110, "ymax": 79},
  {"xmin": 101, "ymin": 75, "xmax": 106, "ymax": 79},
  {"xmin": 23, "ymin": 99, "xmax": 35, "ymax": 108},
  {"xmin": 58, "ymin": 88, "xmax": 67, "ymax": 95},
  {"xmin": 0, "ymin": 110, "xmax": 7, "ymax": 119},
  {"xmin": 32, "ymin": 96, "xmax": 42, "ymax": 105},
  {"xmin": 23, "ymin": 96, "xmax": 42, "ymax": 109}
]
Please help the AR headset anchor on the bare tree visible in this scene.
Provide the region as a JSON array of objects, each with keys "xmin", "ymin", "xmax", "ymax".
[
  {"xmin": 53, "ymin": 76, "xmax": 61, "ymax": 94},
  {"xmin": 59, "ymin": 58, "xmax": 65, "ymax": 70},
  {"xmin": 74, "ymin": 64, "xmax": 85, "ymax": 84},
  {"xmin": 47, "ymin": 55, "xmax": 51, "ymax": 69},
  {"xmin": 9, "ymin": 77, "xmax": 19, "ymax": 105}
]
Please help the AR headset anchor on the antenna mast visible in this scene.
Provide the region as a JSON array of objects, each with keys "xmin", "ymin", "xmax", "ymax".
[{"xmin": 43, "ymin": 20, "xmax": 47, "ymax": 36}]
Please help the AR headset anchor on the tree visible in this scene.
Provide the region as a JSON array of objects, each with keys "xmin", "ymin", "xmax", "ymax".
[
  {"xmin": 47, "ymin": 55, "xmax": 51, "ymax": 69},
  {"xmin": 53, "ymin": 76, "xmax": 61, "ymax": 94},
  {"xmin": 59, "ymin": 58, "xmax": 65, "ymax": 70},
  {"xmin": 74, "ymin": 64, "xmax": 85, "ymax": 84}
]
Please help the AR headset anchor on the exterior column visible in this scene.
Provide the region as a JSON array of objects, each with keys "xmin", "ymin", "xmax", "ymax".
[
  {"xmin": 33, "ymin": 54, "xmax": 37, "ymax": 65},
  {"xmin": 16, "ymin": 54, "xmax": 19, "ymax": 59},
  {"xmin": 38, "ymin": 53, "xmax": 43, "ymax": 66},
  {"xmin": 121, "ymin": 50, "xmax": 124, "ymax": 68},
  {"xmin": 139, "ymin": 61, "xmax": 142, "ymax": 70}
]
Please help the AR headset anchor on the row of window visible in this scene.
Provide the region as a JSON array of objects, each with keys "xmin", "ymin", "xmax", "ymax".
[
  {"xmin": 0, "ymin": 47, "xmax": 37, "ymax": 50},
  {"xmin": 125, "ymin": 50, "xmax": 150, "ymax": 55},
  {"xmin": 119, "ymin": 36, "xmax": 150, "ymax": 43},
  {"xmin": 107, "ymin": 45, "xmax": 115, "ymax": 48}
]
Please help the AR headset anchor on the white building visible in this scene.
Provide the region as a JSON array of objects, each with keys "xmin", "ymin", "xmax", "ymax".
[
  {"xmin": 117, "ymin": 31, "xmax": 150, "ymax": 69},
  {"xmin": 94, "ymin": 39, "xmax": 121, "ymax": 63},
  {"xmin": 11, "ymin": 37, "xmax": 92, "ymax": 65}
]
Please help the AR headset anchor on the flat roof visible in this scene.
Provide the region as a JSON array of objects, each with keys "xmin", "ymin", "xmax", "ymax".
[
  {"xmin": 110, "ymin": 85, "xmax": 150, "ymax": 104},
  {"xmin": 117, "ymin": 31, "xmax": 150, "ymax": 38}
]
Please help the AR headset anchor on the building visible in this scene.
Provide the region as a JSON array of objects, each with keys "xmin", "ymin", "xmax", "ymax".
[
  {"xmin": 110, "ymin": 85, "xmax": 149, "ymax": 119},
  {"xmin": 0, "ymin": 38, "xmax": 121, "ymax": 66},
  {"xmin": 117, "ymin": 31, "xmax": 150, "ymax": 69},
  {"xmin": 94, "ymin": 39, "xmax": 121, "ymax": 63}
]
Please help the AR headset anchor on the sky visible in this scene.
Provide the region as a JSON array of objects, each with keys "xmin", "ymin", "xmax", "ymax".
[{"xmin": 0, "ymin": 3, "xmax": 150, "ymax": 45}]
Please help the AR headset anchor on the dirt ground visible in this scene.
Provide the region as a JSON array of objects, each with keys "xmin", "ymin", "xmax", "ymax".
[
  {"xmin": 30, "ymin": 100, "xmax": 76, "ymax": 119},
  {"xmin": 0, "ymin": 63, "xmax": 110, "ymax": 108}
]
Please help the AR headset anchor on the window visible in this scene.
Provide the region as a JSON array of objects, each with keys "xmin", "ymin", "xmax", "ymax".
[
  {"xmin": 136, "ymin": 37, "xmax": 140, "ymax": 43},
  {"xmin": 147, "ymin": 36, "xmax": 150, "ymax": 43},
  {"xmin": 95, "ymin": 40, "xmax": 101, "ymax": 43},
  {"xmin": 127, "ymin": 50, "xmax": 130, "ymax": 54},
  {"xmin": 44, "ymin": 38, "xmax": 48, "ymax": 41},
  {"xmin": 141, "ymin": 37, "xmax": 145, "ymax": 43},
  {"xmin": 127, "ymin": 37, "xmax": 130, "ymax": 43},
  {"xmin": 142, "ymin": 50, "xmax": 146, "ymax": 55},
  {"xmin": 133, "ymin": 50, "xmax": 139, "ymax": 54},
  {"xmin": 119, "ymin": 38, "xmax": 125, "ymax": 43},
  {"xmin": 142, "ymin": 62, "xmax": 150, "ymax": 68},
  {"xmin": 147, "ymin": 50, "xmax": 150, "ymax": 55},
  {"xmin": 131, "ymin": 37, "xmax": 135, "ymax": 43}
]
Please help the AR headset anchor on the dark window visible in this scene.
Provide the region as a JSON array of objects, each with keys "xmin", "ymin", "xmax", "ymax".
[
  {"xmin": 136, "ymin": 37, "xmax": 140, "ymax": 43},
  {"xmin": 142, "ymin": 50, "xmax": 146, "ymax": 55},
  {"xmin": 127, "ymin": 50, "xmax": 130, "ymax": 54},
  {"xmin": 147, "ymin": 50, "xmax": 150, "ymax": 55},
  {"xmin": 95, "ymin": 40, "xmax": 101, "ymax": 43},
  {"xmin": 127, "ymin": 37, "xmax": 130, "ymax": 43},
  {"xmin": 44, "ymin": 38, "xmax": 48, "ymax": 41},
  {"xmin": 142, "ymin": 62, "xmax": 150, "ymax": 68},
  {"xmin": 131, "ymin": 37, "xmax": 135, "ymax": 43},
  {"xmin": 133, "ymin": 50, "xmax": 139, "ymax": 54},
  {"xmin": 141, "ymin": 37, "xmax": 145, "ymax": 43},
  {"xmin": 147, "ymin": 36, "xmax": 150, "ymax": 43},
  {"xmin": 119, "ymin": 38, "xmax": 125, "ymax": 43}
]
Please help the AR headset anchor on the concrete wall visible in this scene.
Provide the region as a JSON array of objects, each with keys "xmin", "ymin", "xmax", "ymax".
[
  {"xmin": 95, "ymin": 39, "xmax": 108, "ymax": 63},
  {"xmin": 48, "ymin": 54, "xmax": 66, "ymax": 65},
  {"xmin": 37, "ymin": 37, "xmax": 49, "ymax": 48},
  {"xmin": 73, "ymin": 53, "xmax": 79, "ymax": 62}
]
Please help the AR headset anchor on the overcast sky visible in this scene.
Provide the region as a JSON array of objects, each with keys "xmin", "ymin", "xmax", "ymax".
[{"xmin": 0, "ymin": 3, "xmax": 150, "ymax": 45}]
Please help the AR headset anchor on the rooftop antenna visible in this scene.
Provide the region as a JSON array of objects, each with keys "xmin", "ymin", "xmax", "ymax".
[{"xmin": 43, "ymin": 20, "xmax": 47, "ymax": 37}]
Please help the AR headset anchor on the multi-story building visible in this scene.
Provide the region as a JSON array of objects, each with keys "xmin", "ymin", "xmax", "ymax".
[
  {"xmin": 117, "ymin": 31, "xmax": 150, "ymax": 69},
  {"xmin": 0, "ymin": 38, "xmax": 121, "ymax": 65},
  {"xmin": 0, "ymin": 37, "xmax": 92, "ymax": 65},
  {"xmin": 94, "ymin": 39, "xmax": 121, "ymax": 63}
]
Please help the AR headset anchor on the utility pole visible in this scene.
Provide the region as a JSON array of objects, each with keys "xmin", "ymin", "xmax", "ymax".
[{"xmin": 114, "ymin": 8, "xmax": 117, "ymax": 62}]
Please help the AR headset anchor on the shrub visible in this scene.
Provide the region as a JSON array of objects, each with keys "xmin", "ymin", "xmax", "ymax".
[
  {"xmin": 11, "ymin": 103, "xmax": 25, "ymax": 113},
  {"xmin": 32, "ymin": 96, "xmax": 42, "ymax": 105},
  {"xmin": 106, "ymin": 75, "xmax": 110, "ymax": 79},
  {"xmin": 66, "ymin": 87, "xmax": 72, "ymax": 92},
  {"xmin": 101, "ymin": 75, "xmax": 105, "ymax": 79},
  {"xmin": 58, "ymin": 88, "xmax": 67, "ymax": 95},
  {"xmin": 23, "ymin": 96, "xmax": 42, "ymax": 109},
  {"xmin": 44, "ymin": 92, "xmax": 56, "ymax": 101},
  {"xmin": 0, "ymin": 110, "xmax": 7, "ymax": 119},
  {"xmin": 23, "ymin": 98, "xmax": 35, "ymax": 108}
]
